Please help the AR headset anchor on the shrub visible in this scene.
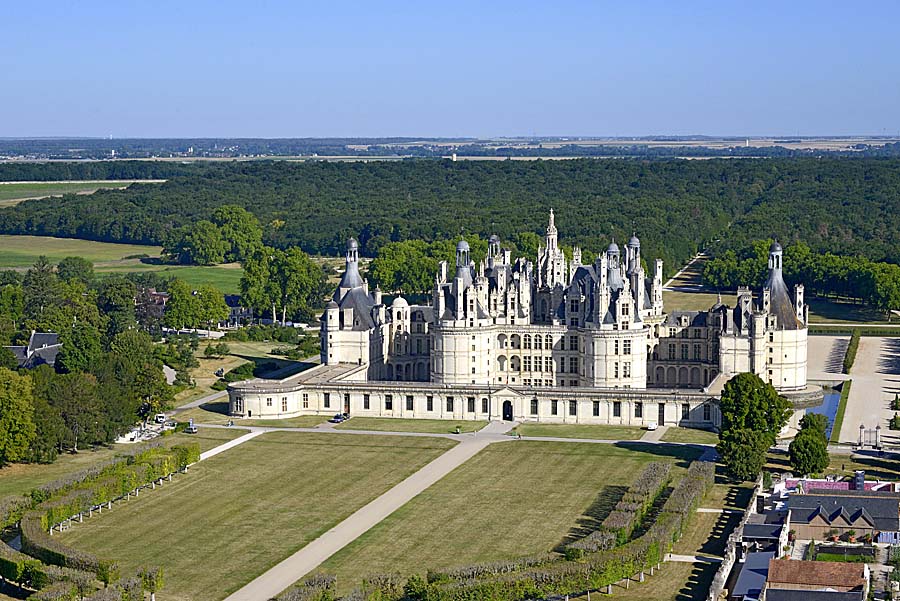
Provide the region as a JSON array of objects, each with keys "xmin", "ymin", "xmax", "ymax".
[
  {"xmin": 21, "ymin": 510, "xmax": 101, "ymax": 572},
  {"xmin": 843, "ymin": 330, "xmax": 860, "ymax": 374}
]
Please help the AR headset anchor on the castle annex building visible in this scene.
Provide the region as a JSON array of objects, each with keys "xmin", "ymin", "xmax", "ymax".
[{"xmin": 229, "ymin": 212, "xmax": 808, "ymax": 427}]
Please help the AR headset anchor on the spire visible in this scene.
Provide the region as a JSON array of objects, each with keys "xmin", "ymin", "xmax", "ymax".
[{"xmin": 545, "ymin": 209, "xmax": 558, "ymax": 250}]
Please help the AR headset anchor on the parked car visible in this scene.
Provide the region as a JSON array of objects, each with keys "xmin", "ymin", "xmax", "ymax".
[
  {"xmin": 646, "ymin": 422, "xmax": 658, "ymax": 431},
  {"xmin": 329, "ymin": 413, "xmax": 346, "ymax": 423},
  {"xmin": 154, "ymin": 413, "xmax": 167, "ymax": 424},
  {"xmin": 164, "ymin": 419, "xmax": 177, "ymax": 427},
  {"xmin": 185, "ymin": 425, "xmax": 199, "ymax": 434}
]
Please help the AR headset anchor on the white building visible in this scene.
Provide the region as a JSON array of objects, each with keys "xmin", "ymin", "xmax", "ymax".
[{"xmin": 229, "ymin": 213, "xmax": 808, "ymax": 426}]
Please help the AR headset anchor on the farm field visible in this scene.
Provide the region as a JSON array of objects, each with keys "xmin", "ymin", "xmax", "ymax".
[
  {"xmin": 59, "ymin": 432, "xmax": 456, "ymax": 601},
  {"xmin": 0, "ymin": 180, "xmax": 161, "ymax": 206},
  {"xmin": 0, "ymin": 234, "xmax": 245, "ymax": 293},
  {"xmin": 0, "ymin": 428, "xmax": 242, "ymax": 498},
  {"xmin": 334, "ymin": 417, "xmax": 487, "ymax": 433},
  {"xmin": 512, "ymin": 422, "xmax": 645, "ymax": 440},
  {"xmin": 316, "ymin": 440, "xmax": 701, "ymax": 594}
]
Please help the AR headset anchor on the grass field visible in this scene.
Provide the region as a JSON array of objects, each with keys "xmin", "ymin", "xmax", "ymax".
[
  {"xmin": 0, "ymin": 235, "xmax": 244, "ymax": 293},
  {"xmin": 661, "ymin": 427, "xmax": 719, "ymax": 444},
  {"xmin": 316, "ymin": 441, "xmax": 701, "ymax": 593},
  {"xmin": 334, "ymin": 417, "xmax": 486, "ymax": 434},
  {"xmin": 59, "ymin": 432, "xmax": 456, "ymax": 601},
  {"xmin": 0, "ymin": 180, "xmax": 160, "ymax": 206},
  {"xmin": 512, "ymin": 423, "xmax": 645, "ymax": 440},
  {"xmin": 0, "ymin": 428, "xmax": 242, "ymax": 498}
]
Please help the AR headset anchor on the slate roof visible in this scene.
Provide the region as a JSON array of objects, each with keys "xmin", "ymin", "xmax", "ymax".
[
  {"xmin": 767, "ymin": 559, "xmax": 867, "ymax": 590},
  {"xmin": 764, "ymin": 268, "xmax": 803, "ymax": 330},
  {"xmin": 743, "ymin": 523, "xmax": 783, "ymax": 540},
  {"xmin": 787, "ymin": 492, "xmax": 900, "ymax": 531},
  {"xmin": 663, "ymin": 311, "xmax": 708, "ymax": 327},
  {"xmin": 732, "ymin": 551, "xmax": 774, "ymax": 599},
  {"xmin": 4, "ymin": 331, "xmax": 61, "ymax": 369},
  {"xmin": 337, "ymin": 287, "xmax": 376, "ymax": 331}
]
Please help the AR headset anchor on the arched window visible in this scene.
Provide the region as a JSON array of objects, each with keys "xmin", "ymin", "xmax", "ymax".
[
  {"xmin": 545, "ymin": 334, "xmax": 553, "ymax": 349},
  {"xmin": 523, "ymin": 334, "xmax": 532, "ymax": 349},
  {"xmin": 511, "ymin": 356, "xmax": 521, "ymax": 371},
  {"xmin": 511, "ymin": 334, "xmax": 521, "ymax": 349},
  {"xmin": 534, "ymin": 335, "xmax": 542, "ymax": 350}
]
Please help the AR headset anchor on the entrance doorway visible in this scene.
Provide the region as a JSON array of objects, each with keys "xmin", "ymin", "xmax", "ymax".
[
  {"xmin": 658, "ymin": 403, "xmax": 665, "ymax": 426},
  {"xmin": 502, "ymin": 400, "xmax": 513, "ymax": 421},
  {"xmin": 343, "ymin": 394, "xmax": 350, "ymax": 415}
]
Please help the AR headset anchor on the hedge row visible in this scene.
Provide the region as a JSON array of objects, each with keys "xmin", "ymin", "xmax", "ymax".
[
  {"xmin": 843, "ymin": 330, "xmax": 861, "ymax": 374},
  {"xmin": 274, "ymin": 574, "xmax": 337, "ymax": 601},
  {"xmin": 809, "ymin": 326, "xmax": 900, "ymax": 337},
  {"xmin": 17, "ymin": 444, "xmax": 199, "ymax": 577},
  {"xmin": 407, "ymin": 461, "xmax": 715, "ymax": 601},
  {"xmin": 601, "ymin": 462, "xmax": 671, "ymax": 546}
]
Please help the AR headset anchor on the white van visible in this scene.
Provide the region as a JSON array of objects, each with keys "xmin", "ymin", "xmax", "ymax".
[{"xmin": 154, "ymin": 413, "xmax": 167, "ymax": 424}]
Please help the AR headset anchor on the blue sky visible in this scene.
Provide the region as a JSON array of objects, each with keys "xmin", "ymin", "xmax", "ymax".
[{"xmin": 2, "ymin": 1, "xmax": 899, "ymax": 137}]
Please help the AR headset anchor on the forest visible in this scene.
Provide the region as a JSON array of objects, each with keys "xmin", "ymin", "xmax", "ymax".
[{"xmin": 1, "ymin": 157, "xmax": 899, "ymax": 279}]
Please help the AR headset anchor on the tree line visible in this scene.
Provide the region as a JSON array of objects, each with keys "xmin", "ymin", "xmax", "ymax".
[
  {"xmin": 0, "ymin": 257, "xmax": 192, "ymax": 465},
  {"xmin": 703, "ymin": 240, "xmax": 900, "ymax": 315}
]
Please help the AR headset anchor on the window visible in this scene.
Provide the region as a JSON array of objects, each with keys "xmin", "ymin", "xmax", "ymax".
[
  {"xmin": 524, "ymin": 334, "xmax": 531, "ymax": 349},
  {"xmin": 482, "ymin": 398, "xmax": 489, "ymax": 413},
  {"xmin": 363, "ymin": 394, "xmax": 370, "ymax": 410},
  {"xmin": 467, "ymin": 397, "xmax": 475, "ymax": 413},
  {"xmin": 592, "ymin": 401, "xmax": 600, "ymax": 416},
  {"xmin": 682, "ymin": 403, "xmax": 690, "ymax": 419},
  {"xmin": 681, "ymin": 345, "xmax": 689, "ymax": 360},
  {"xmin": 570, "ymin": 380, "xmax": 578, "ymax": 387},
  {"xmin": 570, "ymin": 336, "xmax": 578, "ymax": 352},
  {"xmin": 693, "ymin": 329, "xmax": 701, "ymax": 339},
  {"xmin": 551, "ymin": 400, "xmax": 559, "ymax": 415},
  {"xmin": 693, "ymin": 344, "xmax": 701, "ymax": 360},
  {"xmin": 302, "ymin": 393, "xmax": 309, "ymax": 409},
  {"xmin": 530, "ymin": 398, "xmax": 538, "ymax": 415},
  {"xmin": 426, "ymin": 395, "xmax": 434, "ymax": 411},
  {"xmin": 524, "ymin": 356, "xmax": 531, "ymax": 371},
  {"xmin": 406, "ymin": 395, "xmax": 414, "ymax": 411},
  {"xmin": 235, "ymin": 397, "xmax": 243, "ymax": 412},
  {"xmin": 613, "ymin": 401, "xmax": 621, "ymax": 417},
  {"xmin": 282, "ymin": 398, "xmax": 288, "ymax": 412},
  {"xmin": 614, "ymin": 339, "xmax": 619, "ymax": 355},
  {"xmin": 471, "ymin": 367, "xmax": 476, "ymax": 374},
  {"xmin": 324, "ymin": 393, "xmax": 330, "ymax": 408},
  {"xmin": 545, "ymin": 356, "xmax": 553, "ymax": 372},
  {"xmin": 569, "ymin": 357, "xmax": 578, "ymax": 373},
  {"xmin": 623, "ymin": 362, "xmax": 631, "ymax": 378},
  {"xmin": 385, "ymin": 395, "xmax": 393, "ymax": 410},
  {"xmin": 614, "ymin": 362, "xmax": 619, "ymax": 378},
  {"xmin": 446, "ymin": 396, "xmax": 454, "ymax": 412},
  {"xmin": 635, "ymin": 402, "xmax": 643, "ymax": 418},
  {"xmin": 668, "ymin": 344, "xmax": 675, "ymax": 360},
  {"xmin": 535, "ymin": 336, "xmax": 543, "ymax": 350},
  {"xmin": 623, "ymin": 340, "xmax": 631, "ymax": 354},
  {"xmin": 560, "ymin": 337, "xmax": 566, "ymax": 351},
  {"xmin": 569, "ymin": 401, "xmax": 577, "ymax": 416},
  {"xmin": 768, "ymin": 332, "xmax": 774, "ymax": 343},
  {"xmin": 266, "ymin": 397, "xmax": 272, "ymax": 407},
  {"xmin": 703, "ymin": 404, "xmax": 711, "ymax": 421}
]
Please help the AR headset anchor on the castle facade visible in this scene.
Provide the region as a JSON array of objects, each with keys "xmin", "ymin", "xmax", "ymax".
[{"xmin": 229, "ymin": 212, "xmax": 808, "ymax": 427}]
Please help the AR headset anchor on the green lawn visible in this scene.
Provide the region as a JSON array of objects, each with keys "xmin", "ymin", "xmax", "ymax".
[
  {"xmin": 0, "ymin": 181, "xmax": 158, "ymax": 205},
  {"xmin": 661, "ymin": 427, "xmax": 719, "ymax": 445},
  {"xmin": 0, "ymin": 429, "xmax": 242, "ymax": 498},
  {"xmin": 663, "ymin": 290, "xmax": 735, "ymax": 313},
  {"xmin": 512, "ymin": 423, "xmax": 645, "ymax": 440},
  {"xmin": 316, "ymin": 440, "xmax": 701, "ymax": 594},
  {"xmin": 95, "ymin": 262, "xmax": 245, "ymax": 294},
  {"xmin": 59, "ymin": 432, "xmax": 456, "ymax": 601},
  {"xmin": 335, "ymin": 417, "xmax": 487, "ymax": 434}
]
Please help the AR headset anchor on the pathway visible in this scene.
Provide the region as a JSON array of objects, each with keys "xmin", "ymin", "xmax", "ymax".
[
  {"xmin": 199, "ymin": 430, "xmax": 265, "ymax": 461},
  {"xmin": 838, "ymin": 337, "xmax": 900, "ymax": 444},
  {"xmin": 640, "ymin": 425, "xmax": 668, "ymax": 442},
  {"xmin": 663, "ymin": 252, "xmax": 707, "ymax": 291},
  {"xmin": 224, "ymin": 421, "xmax": 517, "ymax": 601},
  {"xmin": 665, "ymin": 553, "xmax": 722, "ymax": 564}
]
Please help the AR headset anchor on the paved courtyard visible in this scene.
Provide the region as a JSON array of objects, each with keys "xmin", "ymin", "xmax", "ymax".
[
  {"xmin": 839, "ymin": 337, "xmax": 900, "ymax": 444},
  {"xmin": 805, "ymin": 334, "xmax": 850, "ymax": 381}
]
